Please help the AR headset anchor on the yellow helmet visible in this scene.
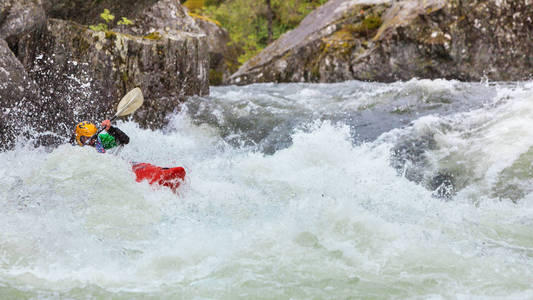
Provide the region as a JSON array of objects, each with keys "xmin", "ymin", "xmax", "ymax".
[{"xmin": 75, "ymin": 121, "xmax": 97, "ymax": 145}]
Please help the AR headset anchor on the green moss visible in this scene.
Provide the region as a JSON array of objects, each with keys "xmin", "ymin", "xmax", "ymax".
[
  {"xmin": 345, "ymin": 15, "xmax": 383, "ymax": 36},
  {"xmin": 209, "ymin": 69, "xmax": 224, "ymax": 85},
  {"xmin": 320, "ymin": 13, "xmax": 383, "ymax": 59},
  {"xmin": 224, "ymin": 58, "xmax": 240, "ymax": 73},
  {"xmin": 321, "ymin": 27, "xmax": 355, "ymax": 57},
  {"xmin": 121, "ymin": 71, "xmax": 129, "ymax": 84},
  {"xmin": 362, "ymin": 15, "xmax": 382, "ymax": 31},
  {"xmin": 310, "ymin": 64, "xmax": 320, "ymax": 80},
  {"xmin": 73, "ymin": 35, "xmax": 91, "ymax": 55},
  {"xmin": 144, "ymin": 31, "xmax": 162, "ymax": 40},
  {"xmin": 105, "ymin": 30, "xmax": 117, "ymax": 40},
  {"xmin": 188, "ymin": 12, "xmax": 222, "ymax": 27}
]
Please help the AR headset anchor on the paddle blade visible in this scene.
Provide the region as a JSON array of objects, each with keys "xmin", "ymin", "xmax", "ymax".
[{"xmin": 116, "ymin": 87, "xmax": 144, "ymax": 117}]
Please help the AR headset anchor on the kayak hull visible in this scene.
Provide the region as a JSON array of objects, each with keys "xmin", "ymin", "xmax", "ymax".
[{"xmin": 132, "ymin": 163, "xmax": 186, "ymax": 192}]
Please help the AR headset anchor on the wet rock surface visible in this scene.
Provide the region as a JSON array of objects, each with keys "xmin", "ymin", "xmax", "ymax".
[
  {"xmin": 0, "ymin": 0, "xmax": 211, "ymax": 149},
  {"xmin": 0, "ymin": 39, "xmax": 40, "ymax": 150},
  {"xmin": 17, "ymin": 15, "xmax": 209, "ymax": 128},
  {"xmin": 0, "ymin": 0, "xmax": 45, "ymax": 42},
  {"xmin": 229, "ymin": 0, "xmax": 533, "ymax": 84},
  {"xmin": 0, "ymin": 0, "xmax": 46, "ymax": 150}
]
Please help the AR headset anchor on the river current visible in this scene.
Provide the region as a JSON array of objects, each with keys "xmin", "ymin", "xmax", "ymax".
[{"xmin": 1, "ymin": 79, "xmax": 533, "ymax": 298}]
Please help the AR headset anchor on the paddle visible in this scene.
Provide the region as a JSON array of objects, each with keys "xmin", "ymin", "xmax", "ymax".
[{"xmin": 85, "ymin": 87, "xmax": 144, "ymax": 145}]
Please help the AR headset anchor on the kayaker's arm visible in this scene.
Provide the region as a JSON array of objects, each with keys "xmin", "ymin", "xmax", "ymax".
[
  {"xmin": 100, "ymin": 119, "xmax": 129, "ymax": 145},
  {"xmin": 107, "ymin": 126, "xmax": 130, "ymax": 145}
]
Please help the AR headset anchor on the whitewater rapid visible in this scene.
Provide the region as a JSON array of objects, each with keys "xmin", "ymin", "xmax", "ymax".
[{"xmin": 1, "ymin": 79, "xmax": 533, "ymax": 298}]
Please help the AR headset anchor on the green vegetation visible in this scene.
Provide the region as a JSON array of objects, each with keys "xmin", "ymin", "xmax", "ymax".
[
  {"xmin": 143, "ymin": 31, "xmax": 163, "ymax": 40},
  {"xmin": 184, "ymin": 0, "xmax": 327, "ymax": 64},
  {"xmin": 89, "ymin": 9, "xmax": 133, "ymax": 31},
  {"xmin": 117, "ymin": 17, "xmax": 134, "ymax": 26},
  {"xmin": 209, "ymin": 69, "xmax": 224, "ymax": 85}
]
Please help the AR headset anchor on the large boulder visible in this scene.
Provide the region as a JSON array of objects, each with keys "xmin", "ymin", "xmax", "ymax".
[
  {"xmin": 0, "ymin": 39, "xmax": 41, "ymax": 150},
  {"xmin": 115, "ymin": 0, "xmax": 203, "ymax": 36},
  {"xmin": 17, "ymin": 17, "xmax": 208, "ymax": 131},
  {"xmin": 0, "ymin": 0, "xmax": 46, "ymax": 150},
  {"xmin": 0, "ymin": 39, "xmax": 38, "ymax": 109},
  {"xmin": 0, "ymin": 1, "xmax": 11, "ymax": 24},
  {"xmin": 0, "ymin": 0, "xmax": 210, "ymax": 149},
  {"xmin": 115, "ymin": 0, "xmax": 241, "ymax": 86},
  {"xmin": 0, "ymin": 0, "xmax": 46, "ymax": 43},
  {"xmin": 42, "ymin": 0, "xmax": 236, "ymax": 84},
  {"xmin": 229, "ymin": 0, "xmax": 533, "ymax": 84}
]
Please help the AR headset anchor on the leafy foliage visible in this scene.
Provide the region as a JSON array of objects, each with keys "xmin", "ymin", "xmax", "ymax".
[
  {"xmin": 89, "ymin": 9, "xmax": 133, "ymax": 32},
  {"xmin": 100, "ymin": 9, "xmax": 115, "ymax": 23},
  {"xmin": 196, "ymin": 0, "xmax": 327, "ymax": 64},
  {"xmin": 117, "ymin": 17, "xmax": 134, "ymax": 26},
  {"xmin": 89, "ymin": 23, "xmax": 108, "ymax": 31}
]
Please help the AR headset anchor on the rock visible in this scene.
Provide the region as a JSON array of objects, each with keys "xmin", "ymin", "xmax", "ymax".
[
  {"xmin": 42, "ymin": 0, "xmax": 158, "ymax": 25},
  {"xmin": 0, "ymin": 0, "xmax": 46, "ymax": 43},
  {"xmin": 229, "ymin": 0, "xmax": 365, "ymax": 84},
  {"xmin": 0, "ymin": 0, "xmax": 45, "ymax": 150},
  {"xmin": 114, "ymin": 0, "xmax": 241, "ymax": 86},
  {"xmin": 0, "ymin": 39, "xmax": 38, "ymax": 106},
  {"xmin": 191, "ymin": 15, "xmax": 241, "ymax": 85},
  {"xmin": 0, "ymin": 0, "xmax": 210, "ymax": 149},
  {"xmin": 229, "ymin": 0, "xmax": 533, "ymax": 84},
  {"xmin": 115, "ymin": 0, "xmax": 203, "ymax": 36},
  {"xmin": 0, "ymin": 1, "xmax": 11, "ymax": 24},
  {"xmin": 0, "ymin": 39, "xmax": 40, "ymax": 150},
  {"xmin": 17, "ymin": 17, "xmax": 208, "ymax": 132}
]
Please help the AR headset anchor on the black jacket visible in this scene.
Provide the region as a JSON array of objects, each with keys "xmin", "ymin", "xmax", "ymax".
[{"xmin": 107, "ymin": 126, "xmax": 129, "ymax": 145}]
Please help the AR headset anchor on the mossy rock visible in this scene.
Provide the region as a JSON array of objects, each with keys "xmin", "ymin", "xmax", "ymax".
[
  {"xmin": 183, "ymin": 0, "xmax": 204, "ymax": 12},
  {"xmin": 144, "ymin": 31, "xmax": 162, "ymax": 40},
  {"xmin": 72, "ymin": 35, "xmax": 91, "ymax": 55},
  {"xmin": 362, "ymin": 15, "xmax": 382, "ymax": 30},
  {"xmin": 188, "ymin": 12, "xmax": 221, "ymax": 27},
  {"xmin": 209, "ymin": 69, "xmax": 223, "ymax": 85},
  {"xmin": 105, "ymin": 30, "xmax": 117, "ymax": 40},
  {"xmin": 321, "ymin": 28, "xmax": 356, "ymax": 57},
  {"xmin": 347, "ymin": 15, "xmax": 383, "ymax": 36},
  {"xmin": 321, "ymin": 14, "xmax": 382, "ymax": 55}
]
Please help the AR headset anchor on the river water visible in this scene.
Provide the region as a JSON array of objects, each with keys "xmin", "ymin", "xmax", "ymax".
[{"xmin": 1, "ymin": 79, "xmax": 533, "ymax": 298}]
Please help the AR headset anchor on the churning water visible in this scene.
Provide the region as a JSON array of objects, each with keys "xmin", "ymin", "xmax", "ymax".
[{"xmin": 2, "ymin": 79, "xmax": 533, "ymax": 298}]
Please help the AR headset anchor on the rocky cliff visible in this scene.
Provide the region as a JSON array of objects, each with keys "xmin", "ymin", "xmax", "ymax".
[
  {"xmin": 0, "ymin": 0, "xmax": 45, "ymax": 149},
  {"xmin": 0, "ymin": 0, "xmax": 213, "ymax": 149},
  {"xmin": 192, "ymin": 15, "xmax": 242, "ymax": 85},
  {"xmin": 229, "ymin": 0, "xmax": 533, "ymax": 84},
  {"xmin": 18, "ymin": 0, "xmax": 209, "ymax": 130}
]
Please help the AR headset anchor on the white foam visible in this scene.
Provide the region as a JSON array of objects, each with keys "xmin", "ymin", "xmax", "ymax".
[{"xmin": 2, "ymin": 81, "xmax": 533, "ymax": 298}]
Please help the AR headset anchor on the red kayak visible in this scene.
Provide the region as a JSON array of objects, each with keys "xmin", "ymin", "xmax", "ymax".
[{"xmin": 132, "ymin": 163, "xmax": 186, "ymax": 193}]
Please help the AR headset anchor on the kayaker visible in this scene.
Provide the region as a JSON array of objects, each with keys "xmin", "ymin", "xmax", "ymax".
[{"xmin": 73, "ymin": 120, "xmax": 129, "ymax": 153}]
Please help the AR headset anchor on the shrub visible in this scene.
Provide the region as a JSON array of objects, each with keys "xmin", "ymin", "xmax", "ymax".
[{"xmin": 199, "ymin": 0, "xmax": 327, "ymax": 65}]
